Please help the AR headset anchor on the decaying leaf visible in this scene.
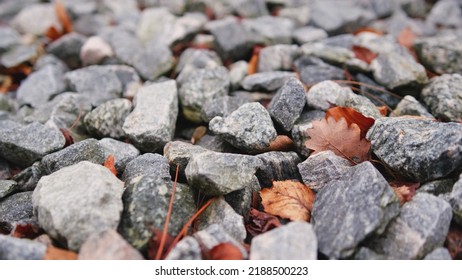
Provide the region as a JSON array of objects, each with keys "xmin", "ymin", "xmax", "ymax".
[
  {"xmin": 191, "ymin": 126, "xmax": 207, "ymax": 144},
  {"xmin": 103, "ymin": 155, "xmax": 117, "ymax": 176},
  {"xmin": 202, "ymin": 242, "xmax": 243, "ymax": 260},
  {"xmin": 390, "ymin": 181, "xmax": 419, "ymax": 205},
  {"xmin": 246, "ymin": 208, "xmax": 281, "ymax": 237},
  {"xmin": 352, "ymin": 45, "xmax": 378, "ymax": 64},
  {"xmin": 247, "ymin": 45, "xmax": 263, "ymax": 75},
  {"xmin": 353, "ymin": 27, "xmax": 384, "ymax": 36},
  {"xmin": 147, "ymin": 227, "xmax": 175, "ymax": 260},
  {"xmin": 43, "ymin": 245, "xmax": 78, "ymax": 260},
  {"xmin": 59, "ymin": 128, "xmax": 74, "ymax": 147},
  {"xmin": 397, "ymin": 27, "xmax": 416, "ymax": 51},
  {"xmin": 376, "ymin": 106, "xmax": 388, "ymax": 116},
  {"xmin": 11, "ymin": 222, "xmax": 43, "ymax": 239},
  {"xmin": 445, "ymin": 224, "xmax": 462, "ymax": 260},
  {"xmin": 264, "ymin": 135, "xmax": 294, "ymax": 152},
  {"xmin": 55, "ymin": 0, "xmax": 73, "ymax": 33},
  {"xmin": 325, "ymin": 106, "xmax": 375, "ymax": 138},
  {"xmin": 305, "ymin": 117, "xmax": 371, "ymax": 163},
  {"xmin": 260, "ymin": 180, "xmax": 315, "ymax": 222}
]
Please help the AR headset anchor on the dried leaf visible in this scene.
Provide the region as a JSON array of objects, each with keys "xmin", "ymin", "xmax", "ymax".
[
  {"xmin": 59, "ymin": 128, "xmax": 74, "ymax": 147},
  {"xmin": 260, "ymin": 180, "xmax": 315, "ymax": 222},
  {"xmin": 247, "ymin": 45, "xmax": 263, "ymax": 75},
  {"xmin": 55, "ymin": 0, "xmax": 73, "ymax": 33},
  {"xmin": 264, "ymin": 135, "xmax": 294, "ymax": 152},
  {"xmin": 325, "ymin": 106, "xmax": 375, "ymax": 138},
  {"xmin": 376, "ymin": 106, "xmax": 388, "ymax": 116},
  {"xmin": 11, "ymin": 222, "xmax": 43, "ymax": 239},
  {"xmin": 43, "ymin": 246, "xmax": 78, "ymax": 260},
  {"xmin": 305, "ymin": 117, "xmax": 371, "ymax": 163},
  {"xmin": 191, "ymin": 126, "xmax": 207, "ymax": 144},
  {"xmin": 203, "ymin": 243, "xmax": 243, "ymax": 260},
  {"xmin": 445, "ymin": 224, "xmax": 462, "ymax": 260},
  {"xmin": 352, "ymin": 45, "xmax": 378, "ymax": 64},
  {"xmin": 45, "ymin": 26, "xmax": 62, "ymax": 41},
  {"xmin": 353, "ymin": 27, "xmax": 384, "ymax": 36},
  {"xmin": 390, "ymin": 181, "xmax": 418, "ymax": 205},
  {"xmin": 246, "ymin": 208, "xmax": 281, "ymax": 237},
  {"xmin": 103, "ymin": 155, "xmax": 117, "ymax": 176},
  {"xmin": 397, "ymin": 27, "xmax": 415, "ymax": 50},
  {"xmin": 147, "ymin": 227, "xmax": 175, "ymax": 260}
]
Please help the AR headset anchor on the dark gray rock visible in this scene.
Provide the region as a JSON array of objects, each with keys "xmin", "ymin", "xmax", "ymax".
[
  {"xmin": 41, "ymin": 138, "xmax": 106, "ymax": 175},
  {"xmin": 424, "ymin": 247, "xmax": 452, "ymax": 260},
  {"xmin": 179, "ymin": 66, "xmax": 229, "ymax": 123},
  {"xmin": 418, "ymin": 179, "xmax": 455, "ymax": 196},
  {"xmin": 426, "ymin": 0, "xmax": 462, "ymax": 29},
  {"xmin": 119, "ymin": 176, "xmax": 196, "ymax": 251},
  {"xmin": 33, "ymin": 161, "xmax": 124, "ymax": 251},
  {"xmin": 209, "ymin": 102, "xmax": 277, "ymax": 153},
  {"xmin": 109, "ymin": 65, "xmax": 142, "ymax": 99},
  {"xmin": 0, "ymin": 235, "xmax": 46, "ymax": 260},
  {"xmin": 354, "ymin": 247, "xmax": 386, "ymax": 260},
  {"xmin": 390, "ymin": 95, "xmax": 434, "ymax": 119},
  {"xmin": 241, "ymin": 71, "xmax": 297, "ymax": 92},
  {"xmin": 356, "ymin": 73, "xmax": 401, "ymax": 108},
  {"xmin": 268, "ymin": 77, "xmax": 306, "ymax": 131},
  {"xmin": 99, "ymin": 138, "xmax": 140, "ymax": 175},
  {"xmin": 449, "ymin": 175, "xmax": 462, "ymax": 226},
  {"xmin": 367, "ymin": 117, "xmax": 462, "ymax": 182},
  {"xmin": 224, "ymin": 176, "xmax": 260, "ymax": 219},
  {"xmin": 293, "ymin": 26, "xmax": 328, "ymax": 45},
  {"xmin": 312, "ymin": 161, "xmax": 400, "ymax": 259},
  {"xmin": 0, "ymin": 26, "xmax": 20, "ymax": 52},
  {"xmin": 243, "ymin": 16, "xmax": 294, "ymax": 45},
  {"xmin": 364, "ymin": 193, "xmax": 452, "ymax": 259},
  {"xmin": 165, "ymin": 236, "xmax": 201, "ymax": 260},
  {"xmin": 163, "ymin": 141, "xmax": 208, "ymax": 180},
  {"xmin": 186, "ymin": 151, "xmax": 262, "ymax": 196},
  {"xmin": 414, "ymin": 35, "xmax": 462, "ymax": 75},
  {"xmin": 46, "ymin": 32, "xmax": 87, "ymax": 69},
  {"xmin": 298, "ymin": 60, "xmax": 345, "ymax": 86},
  {"xmin": 201, "ymin": 96, "xmax": 249, "ymax": 123},
  {"xmin": 250, "ymin": 222, "xmax": 317, "ymax": 260},
  {"xmin": 258, "ymin": 44, "xmax": 298, "ymax": 73},
  {"xmin": 291, "ymin": 109, "xmax": 325, "ymax": 157},
  {"xmin": 0, "ymin": 122, "xmax": 65, "ymax": 167},
  {"xmin": 0, "ymin": 191, "xmax": 33, "ymax": 232},
  {"xmin": 11, "ymin": 162, "xmax": 45, "ymax": 193},
  {"xmin": 0, "ymin": 180, "xmax": 17, "ymax": 199},
  {"xmin": 123, "ymin": 80, "xmax": 178, "ymax": 152},
  {"xmin": 122, "ymin": 153, "xmax": 170, "ymax": 182},
  {"xmin": 421, "ymin": 74, "xmax": 462, "ymax": 122},
  {"xmin": 256, "ymin": 151, "xmax": 302, "ymax": 188},
  {"xmin": 0, "ymin": 44, "xmax": 38, "ymax": 68},
  {"xmin": 84, "ymin": 98, "xmax": 132, "ymax": 139}
]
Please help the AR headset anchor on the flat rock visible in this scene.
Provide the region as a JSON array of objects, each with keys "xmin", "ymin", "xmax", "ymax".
[
  {"xmin": 46, "ymin": 32, "xmax": 87, "ymax": 69},
  {"xmin": 0, "ymin": 235, "xmax": 46, "ymax": 260},
  {"xmin": 0, "ymin": 122, "xmax": 65, "ymax": 167},
  {"xmin": 367, "ymin": 117, "xmax": 462, "ymax": 182},
  {"xmin": 123, "ymin": 80, "xmax": 178, "ymax": 152},
  {"xmin": 243, "ymin": 16, "xmax": 294, "ymax": 45},
  {"xmin": 122, "ymin": 153, "xmax": 170, "ymax": 182},
  {"xmin": 98, "ymin": 138, "xmax": 140, "ymax": 175},
  {"xmin": 364, "ymin": 193, "xmax": 452, "ymax": 259},
  {"xmin": 185, "ymin": 151, "xmax": 262, "ymax": 196},
  {"xmin": 258, "ymin": 44, "xmax": 297, "ymax": 73},
  {"xmin": 250, "ymin": 222, "xmax": 317, "ymax": 260},
  {"xmin": 209, "ymin": 102, "xmax": 277, "ymax": 153},
  {"xmin": 201, "ymin": 95, "xmax": 249, "ymax": 123},
  {"xmin": 0, "ymin": 180, "xmax": 17, "ymax": 199},
  {"xmin": 390, "ymin": 95, "xmax": 434, "ymax": 119},
  {"xmin": 33, "ymin": 161, "xmax": 124, "ymax": 251},
  {"xmin": 449, "ymin": 175, "xmax": 462, "ymax": 226},
  {"xmin": 312, "ymin": 161, "xmax": 400, "ymax": 259},
  {"xmin": 0, "ymin": 191, "xmax": 33, "ymax": 232},
  {"xmin": 256, "ymin": 151, "xmax": 302, "ymax": 188},
  {"xmin": 293, "ymin": 26, "xmax": 328, "ymax": 45},
  {"xmin": 414, "ymin": 35, "xmax": 462, "ymax": 74},
  {"xmin": 241, "ymin": 71, "xmax": 296, "ymax": 92}
]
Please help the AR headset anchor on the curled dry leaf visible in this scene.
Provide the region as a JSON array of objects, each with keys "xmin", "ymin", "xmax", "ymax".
[
  {"xmin": 246, "ymin": 208, "xmax": 281, "ymax": 238},
  {"xmin": 43, "ymin": 245, "xmax": 78, "ymax": 260},
  {"xmin": 325, "ymin": 106, "xmax": 375, "ymax": 138},
  {"xmin": 352, "ymin": 45, "xmax": 378, "ymax": 64},
  {"xmin": 260, "ymin": 180, "xmax": 315, "ymax": 222},
  {"xmin": 191, "ymin": 126, "xmax": 207, "ymax": 144},
  {"xmin": 264, "ymin": 135, "xmax": 294, "ymax": 152},
  {"xmin": 247, "ymin": 45, "xmax": 264, "ymax": 75},
  {"xmin": 103, "ymin": 155, "xmax": 117, "ymax": 176},
  {"xmin": 203, "ymin": 242, "xmax": 243, "ymax": 260},
  {"xmin": 305, "ymin": 117, "xmax": 371, "ymax": 163},
  {"xmin": 390, "ymin": 181, "xmax": 419, "ymax": 205}
]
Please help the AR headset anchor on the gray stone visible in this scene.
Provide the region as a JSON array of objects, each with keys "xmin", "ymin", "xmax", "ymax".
[
  {"xmin": 291, "ymin": 109, "xmax": 325, "ymax": 157},
  {"xmin": 136, "ymin": 7, "xmax": 176, "ymax": 44},
  {"xmin": 258, "ymin": 44, "xmax": 298, "ymax": 72},
  {"xmin": 11, "ymin": 162, "xmax": 45, "ymax": 192},
  {"xmin": 298, "ymin": 42, "xmax": 355, "ymax": 65},
  {"xmin": 278, "ymin": 5, "xmax": 311, "ymax": 27},
  {"xmin": 0, "ymin": 235, "xmax": 46, "ymax": 260},
  {"xmin": 390, "ymin": 95, "xmax": 434, "ymax": 119},
  {"xmin": 0, "ymin": 26, "xmax": 20, "ymax": 52},
  {"xmin": 241, "ymin": 71, "xmax": 296, "ymax": 92},
  {"xmin": 84, "ymin": 98, "xmax": 132, "ymax": 139},
  {"xmin": 224, "ymin": 176, "xmax": 260, "ymax": 219},
  {"xmin": 168, "ymin": 12, "xmax": 208, "ymax": 46},
  {"xmin": 99, "ymin": 138, "xmax": 140, "ymax": 175},
  {"xmin": 298, "ymin": 60, "xmax": 345, "ymax": 86},
  {"xmin": 418, "ymin": 179, "xmax": 455, "ymax": 196},
  {"xmin": 123, "ymin": 80, "xmax": 178, "ymax": 152},
  {"xmin": 231, "ymin": 0, "xmax": 268, "ymax": 18},
  {"xmin": 0, "ymin": 180, "xmax": 17, "ymax": 199},
  {"xmin": 356, "ymin": 73, "xmax": 401, "ymax": 108},
  {"xmin": 0, "ymin": 122, "xmax": 65, "ymax": 167},
  {"xmin": 414, "ymin": 35, "xmax": 462, "ymax": 75},
  {"xmin": 163, "ymin": 141, "xmax": 208, "ymax": 179},
  {"xmin": 312, "ymin": 161, "xmax": 400, "ymax": 259},
  {"xmin": 293, "ymin": 26, "xmax": 328, "ymax": 45},
  {"xmin": 268, "ymin": 77, "xmax": 306, "ymax": 131},
  {"xmin": 424, "ymin": 247, "xmax": 452, "ymax": 260},
  {"xmin": 209, "ymin": 102, "xmax": 277, "ymax": 153},
  {"xmin": 0, "ymin": 191, "xmax": 33, "ymax": 232},
  {"xmin": 33, "ymin": 161, "xmax": 124, "ymax": 251},
  {"xmin": 364, "ymin": 193, "xmax": 452, "ymax": 259},
  {"xmin": 175, "ymin": 48, "xmax": 222, "ymax": 77},
  {"xmin": 256, "ymin": 151, "xmax": 302, "ymax": 188},
  {"xmin": 11, "ymin": 3, "xmax": 59, "ymax": 35},
  {"xmin": 197, "ymin": 197, "xmax": 246, "ymax": 242},
  {"xmin": 243, "ymin": 16, "xmax": 294, "ymax": 45},
  {"xmin": 165, "ymin": 236, "xmax": 201, "ymax": 260},
  {"xmin": 367, "ymin": 117, "xmax": 462, "ymax": 182},
  {"xmin": 354, "ymin": 247, "xmax": 386, "ymax": 260},
  {"xmin": 426, "ymin": 0, "xmax": 462, "ymax": 28},
  {"xmin": 195, "ymin": 134, "xmax": 238, "ymax": 153},
  {"xmin": 109, "ymin": 65, "xmax": 142, "ymax": 99},
  {"xmin": 34, "ymin": 54, "xmax": 68, "ymax": 73},
  {"xmin": 421, "ymin": 74, "xmax": 462, "ymax": 122},
  {"xmin": 80, "ymin": 36, "xmax": 114, "ymax": 65},
  {"xmin": 46, "ymin": 32, "xmax": 87, "ymax": 69},
  {"xmin": 41, "ymin": 139, "xmax": 106, "ymax": 175},
  {"xmin": 450, "ymin": 175, "xmax": 462, "ymax": 226},
  {"xmin": 397, "ymin": 0, "xmax": 427, "ymax": 18},
  {"xmin": 185, "ymin": 151, "xmax": 262, "ymax": 196},
  {"xmin": 122, "ymin": 153, "xmax": 170, "ymax": 182},
  {"xmin": 298, "ymin": 151, "xmax": 353, "ymax": 191},
  {"xmin": 229, "ymin": 60, "xmax": 248, "ymax": 89},
  {"xmin": 250, "ymin": 222, "xmax": 317, "ymax": 260},
  {"xmin": 119, "ymin": 176, "xmax": 196, "ymax": 251},
  {"xmin": 193, "ymin": 223, "xmax": 248, "ymax": 258},
  {"xmin": 179, "ymin": 66, "xmax": 229, "ymax": 123},
  {"xmin": 201, "ymin": 96, "xmax": 249, "ymax": 123}
]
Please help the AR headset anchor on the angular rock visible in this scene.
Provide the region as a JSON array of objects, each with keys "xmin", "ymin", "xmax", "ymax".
[
  {"xmin": 364, "ymin": 193, "xmax": 452, "ymax": 259},
  {"xmin": 78, "ymin": 229, "xmax": 144, "ymax": 260},
  {"xmin": 34, "ymin": 54, "xmax": 69, "ymax": 73},
  {"xmin": 123, "ymin": 80, "xmax": 178, "ymax": 152},
  {"xmin": 193, "ymin": 224, "xmax": 248, "ymax": 258},
  {"xmin": 312, "ymin": 161, "xmax": 400, "ymax": 259},
  {"xmin": 258, "ymin": 44, "xmax": 298, "ymax": 72},
  {"xmin": 84, "ymin": 98, "xmax": 132, "ymax": 139},
  {"xmin": 119, "ymin": 176, "xmax": 196, "ymax": 251},
  {"xmin": 11, "ymin": 162, "xmax": 45, "ymax": 193},
  {"xmin": 0, "ymin": 191, "xmax": 33, "ymax": 232},
  {"xmin": 293, "ymin": 26, "xmax": 328, "ymax": 45},
  {"xmin": 367, "ymin": 117, "xmax": 462, "ymax": 182},
  {"xmin": 298, "ymin": 42, "xmax": 355, "ymax": 65},
  {"xmin": 424, "ymin": 247, "xmax": 452, "ymax": 260},
  {"xmin": 449, "ymin": 175, "xmax": 462, "ymax": 226},
  {"xmin": 0, "ymin": 122, "xmax": 65, "ymax": 167},
  {"xmin": 0, "ymin": 44, "xmax": 38, "ymax": 68},
  {"xmin": 291, "ymin": 109, "xmax": 325, "ymax": 157},
  {"xmin": 250, "ymin": 222, "xmax": 317, "ymax": 260},
  {"xmin": 195, "ymin": 134, "xmax": 238, "ymax": 153},
  {"xmin": 46, "ymin": 32, "xmax": 87, "ymax": 69},
  {"xmin": 231, "ymin": 0, "xmax": 268, "ymax": 18},
  {"xmin": 0, "ymin": 180, "xmax": 17, "ymax": 199},
  {"xmin": 168, "ymin": 12, "xmax": 208, "ymax": 46},
  {"xmin": 356, "ymin": 73, "xmax": 401, "ymax": 108},
  {"xmin": 98, "ymin": 138, "xmax": 140, "ymax": 175},
  {"xmin": 256, "ymin": 151, "xmax": 302, "ymax": 188},
  {"xmin": 0, "ymin": 235, "xmax": 46, "ymax": 260},
  {"xmin": 175, "ymin": 48, "xmax": 222, "ymax": 77},
  {"xmin": 163, "ymin": 141, "xmax": 208, "ymax": 180},
  {"xmin": 165, "ymin": 236, "xmax": 201, "ymax": 260},
  {"xmin": 390, "ymin": 95, "xmax": 434, "ymax": 119},
  {"xmin": 297, "ymin": 59, "xmax": 345, "ymax": 86},
  {"xmin": 201, "ymin": 96, "xmax": 249, "ymax": 123},
  {"xmin": 421, "ymin": 74, "xmax": 462, "ymax": 122},
  {"xmin": 414, "ymin": 36, "xmax": 462, "ymax": 74},
  {"xmin": 136, "ymin": 7, "xmax": 176, "ymax": 44},
  {"xmin": 418, "ymin": 179, "xmax": 455, "ymax": 197},
  {"xmin": 268, "ymin": 77, "xmax": 306, "ymax": 131},
  {"xmin": 426, "ymin": 0, "xmax": 462, "ymax": 28},
  {"xmin": 108, "ymin": 65, "xmax": 142, "ymax": 99},
  {"xmin": 243, "ymin": 16, "xmax": 294, "ymax": 45},
  {"xmin": 185, "ymin": 151, "xmax": 262, "ymax": 196},
  {"xmin": 224, "ymin": 176, "xmax": 260, "ymax": 219},
  {"xmin": 41, "ymin": 138, "xmax": 106, "ymax": 175},
  {"xmin": 241, "ymin": 71, "xmax": 296, "ymax": 92},
  {"xmin": 122, "ymin": 153, "xmax": 170, "ymax": 182},
  {"xmin": 209, "ymin": 102, "xmax": 277, "ymax": 153},
  {"xmin": 33, "ymin": 161, "xmax": 124, "ymax": 251}
]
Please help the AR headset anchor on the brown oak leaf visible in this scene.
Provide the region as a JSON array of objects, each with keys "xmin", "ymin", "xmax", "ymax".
[
  {"xmin": 305, "ymin": 117, "xmax": 371, "ymax": 163},
  {"xmin": 352, "ymin": 45, "xmax": 378, "ymax": 64},
  {"xmin": 325, "ymin": 106, "xmax": 375, "ymax": 138},
  {"xmin": 260, "ymin": 180, "xmax": 315, "ymax": 222}
]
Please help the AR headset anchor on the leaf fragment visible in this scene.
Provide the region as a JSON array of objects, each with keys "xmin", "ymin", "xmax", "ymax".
[
  {"xmin": 43, "ymin": 245, "xmax": 78, "ymax": 260},
  {"xmin": 352, "ymin": 45, "xmax": 378, "ymax": 64},
  {"xmin": 246, "ymin": 208, "xmax": 281, "ymax": 238},
  {"xmin": 325, "ymin": 106, "xmax": 375, "ymax": 138},
  {"xmin": 202, "ymin": 243, "xmax": 243, "ymax": 260},
  {"xmin": 390, "ymin": 181, "xmax": 419, "ymax": 205},
  {"xmin": 103, "ymin": 155, "xmax": 117, "ymax": 176}
]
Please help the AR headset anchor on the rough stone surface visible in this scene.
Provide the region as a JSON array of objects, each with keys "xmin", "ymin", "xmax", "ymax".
[
  {"xmin": 414, "ymin": 35, "xmax": 462, "ymax": 75},
  {"xmin": 11, "ymin": 162, "xmax": 45, "ymax": 193},
  {"xmin": 424, "ymin": 247, "xmax": 452, "ymax": 260},
  {"xmin": 256, "ymin": 151, "xmax": 302, "ymax": 188},
  {"xmin": 250, "ymin": 222, "xmax": 317, "ymax": 260},
  {"xmin": 0, "ymin": 191, "xmax": 33, "ymax": 232},
  {"xmin": 364, "ymin": 193, "xmax": 452, "ymax": 259},
  {"xmin": 449, "ymin": 175, "xmax": 462, "ymax": 226},
  {"xmin": 312, "ymin": 161, "xmax": 400, "ymax": 259},
  {"xmin": 123, "ymin": 80, "xmax": 178, "ymax": 152},
  {"xmin": 418, "ymin": 179, "xmax": 455, "ymax": 197},
  {"xmin": 0, "ymin": 122, "xmax": 65, "ymax": 167},
  {"xmin": 293, "ymin": 26, "xmax": 328, "ymax": 45},
  {"xmin": 0, "ymin": 180, "xmax": 17, "ymax": 199},
  {"xmin": 367, "ymin": 117, "xmax": 462, "ymax": 182},
  {"xmin": 390, "ymin": 95, "xmax": 434, "ymax": 119},
  {"xmin": 46, "ymin": 32, "xmax": 87, "ymax": 69},
  {"xmin": 258, "ymin": 44, "xmax": 298, "ymax": 72},
  {"xmin": 0, "ymin": 235, "xmax": 46, "ymax": 260},
  {"xmin": 119, "ymin": 176, "xmax": 196, "ymax": 251},
  {"xmin": 209, "ymin": 102, "xmax": 277, "ymax": 153},
  {"xmin": 165, "ymin": 236, "xmax": 201, "ymax": 260},
  {"xmin": 185, "ymin": 151, "xmax": 262, "ymax": 196},
  {"xmin": 243, "ymin": 16, "xmax": 294, "ymax": 45},
  {"xmin": 291, "ymin": 109, "xmax": 325, "ymax": 157},
  {"xmin": 98, "ymin": 138, "xmax": 140, "ymax": 175},
  {"xmin": 33, "ymin": 161, "xmax": 124, "ymax": 251},
  {"xmin": 201, "ymin": 96, "xmax": 249, "ymax": 123},
  {"xmin": 241, "ymin": 71, "xmax": 296, "ymax": 92},
  {"xmin": 122, "ymin": 153, "xmax": 170, "ymax": 183},
  {"xmin": 163, "ymin": 141, "xmax": 208, "ymax": 180}
]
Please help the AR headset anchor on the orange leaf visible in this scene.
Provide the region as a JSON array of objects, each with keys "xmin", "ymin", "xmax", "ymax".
[
  {"xmin": 260, "ymin": 180, "xmax": 315, "ymax": 222},
  {"xmin": 43, "ymin": 246, "xmax": 78, "ymax": 260},
  {"xmin": 45, "ymin": 26, "xmax": 62, "ymax": 41},
  {"xmin": 203, "ymin": 243, "xmax": 243, "ymax": 260},
  {"xmin": 325, "ymin": 106, "xmax": 375, "ymax": 138},
  {"xmin": 147, "ymin": 227, "xmax": 175, "ymax": 260},
  {"xmin": 103, "ymin": 155, "xmax": 117, "ymax": 176},
  {"xmin": 305, "ymin": 117, "xmax": 371, "ymax": 163},
  {"xmin": 397, "ymin": 27, "xmax": 415, "ymax": 51},
  {"xmin": 264, "ymin": 135, "xmax": 294, "ymax": 152},
  {"xmin": 247, "ymin": 53, "xmax": 258, "ymax": 75},
  {"xmin": 55, "ymin": 0, "xmax": 73, "ymax": 33},
  {"xmin": 376, "ymin": 106, "xmax": 388, "ymax": 116},
  {"xmin": 446, "ymin": 224, "xmax": 462, "ymax": 259},
  {"xmin": 390, "ymin": 181, "xmax": 419, "ymax": 205},
  {"xmin": 353, "ymin": 27, "xmax": 384, "ymax": 36},
  {"xmin": 352, "ymin": 45, "xmax": 378, "ymax": 64},
  {"xmin": 191, "ymin": 126, "xmax": 207, "ymax": 145},
  {"xmin": 246, "ymin": 208, "xmax": 281, "ymax": 237}
]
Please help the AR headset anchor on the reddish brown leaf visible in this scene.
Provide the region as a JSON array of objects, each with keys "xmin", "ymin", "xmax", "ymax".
[
  {"xmin": 103, "ymin": 155, "xmax": 117, "ymax": 176},
  {"xmin": 11, "ymin": 222, "xmax": 43, "ymax": 239},
  {"xmin": 147, "ymin": 227, "xmax": 175, "ymax": 260},
  {"xmin": 445, "ymin": 224, "xmax": 462, "ymax": 260},
  {"xmin": 325, "ymin": 106, "xmax": 375, "ymax": 138},
  {"xmin": 246, "ymin": 208, "xmax": 281, "ymax": 237},
  {"xmin": 390, "ymin": 181, "xmax": 419, "ymax": 205},
  {"xmin": 376, "ymin": 106, "xmax": 388, "ymax": 116},
  {"xmin": 45, "ymin": 26, "xmax": 62, "ymax": 41},
  {"xmin": 397, "ymin": 27, "xmax": 416, "ymax": 51},
  {"xmin": 352, "ymin": 45, "xmax": 378, "ymax": 64},
  {"xmin": 191, "ymin": 126, "xmax": 207, "ymax": 145},
  {"xmin": 59, "ymin": 128, "xmax": 74, "ymax": 147},
  {"xmin": 43, "ymin": 245, "xmax": 78, "ymax": 260},
  {"xmin": 55, "ymin": 0, "xmax": 73, "ymax": 33},
  {"xmin": 264, "ymin": 135, "xmax": 294, "ymax": 152},
  {"xmin": 353, "ymin": 27, "xmax": 384, "ymax": 36},
  {"xmin": 305, "ymin": 117, "xmax": 371, "ymax": 163},
  {"xmin": 260, "ymin": 180, "xmax": 315, "ymax": 222},
  {"xmin": 203, "ymin": 242, "xmax": 243, "ymax": 260},
  {"xmin": 247, "ymin": 45, "xmax": 263, "ymax": 75}
]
